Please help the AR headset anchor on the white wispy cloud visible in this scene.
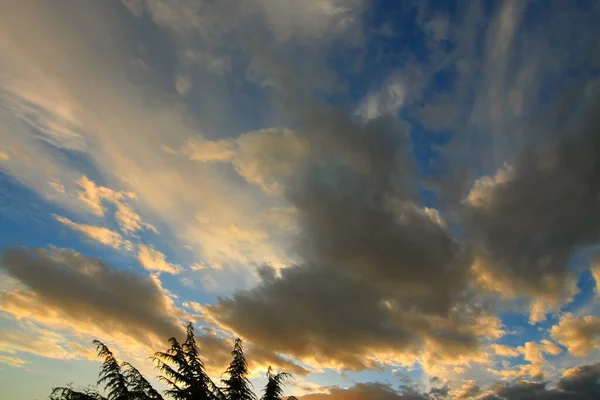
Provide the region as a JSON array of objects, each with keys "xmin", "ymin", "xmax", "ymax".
[
  {"xmin": 137, "ymin": 244, "xmax": 182, "ymax": 275},
  {"xmin": 53, "ymin": 214, "xmax": 128, "ymax": 250}
]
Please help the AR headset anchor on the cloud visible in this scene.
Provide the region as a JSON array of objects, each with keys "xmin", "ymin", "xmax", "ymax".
[
  {"xmin": 591, "ymin": 262, "xmax": 600, "ymax": 295},
  {"xmin": 200, "ymin": 109, "xmax": 500, "ymax": 372},
  {"xmin": 53, "ymin": 214, "xmax": 127, "ymax": 250},
  {"xmin": 173, "ymin": 138, "xmax": 236, "ymax": 163},
  {"xmin": 48, "ymin": 180, "xmax": 66, "ymax": 194},
  {"xmin": 2, "ymin": 2, "xmax": 600, "ymax": 396},
  {"xmin": 0, "ymin": 247, "xmax": 184, "ymax": 351},
  {"xmin": 464, "ymin": 96, "xmax": 600, "ymax": 320},
  {"xmin": 298, "ymin": 382, "xmax": 438, "ymax": 400},
  {"xmin": 175, "ymin": 74, "xmax": 192, "ymax": 96},
  {"xmin": 0, "ymin": 354, "xmax": 27, "ymax": 367},
  {"xmin": 482, "ymin": 381, "xmax": 550, "ymax": 400},
  {"xmin": 551, "ymin": 314, "xmax": 600, "ymax": 356},
  {"xmin": 465, "ymin": 165, "xmax": 514, "ymax": 208},
  {"xmin": 491, "ymin": 345, "xmax": 520, "ymax": 358},
  {"xmin": 137, "ymin": 244, "xmax": 182, "ymax": 275},
  {"xmin": 1, "ymin": 1, "xmax": 274, "ymax": 274},
  {"xmin": 0, "ymin": 81, "xmax": 88, "ymax": 211},
  {"xmin": 517, "ymin": 341, "xmax": 557, "ymax": 380},
  {"xmin": 357, "ymin": 74, "xmax": 406, "ymax": 121},
  {"xmin": 540, "ymin": 339, "xmax": 562, "ymax": 356},
  {"xmin": 0, "ymin": 246, "xmax": 302, "ymax": 378},
  {"xmin": 182, "ymin": 50, "xmax": 231, "ymax": 76},
  {"xmin": 0, "ymin": 354, "xmax": 27, "ymax": 368},
  {"xmin": 189, "ymin": 326, "xmax": 310, "ymax": 378},
  {"xmin": 451, "ymin": 380, "xmax": 481, "ymax": 400},
  {"xmin": 75, "ymin": 176, "xmax": 155, "ymax": 234},
  {"xmin": 121, "ymin": 0, "xmax": 145, "ymax": 18},
  {"xmin": 0, "ymin": 325, "xmax": 95, "ymax": 361},
  {"xmin": 480, "ymin": 363, "xmax": 600, "ymax": 399},
  {"xmin": 174, "ymin": 128, "xmax": 309, "ymax": 194},
  {"xmin": 204, "ymin": 251, "xmax": 497, "ymax": 373},
  {"xmin": 123, "ymin": 0, "xmax": 365, "ymax": 42},
  {"xmin": 297, "ymin": 363, "xmax": 600, "ymax": 399},
  {"xmin": 233, "ymin": 129, "xmax": 309, "ymax": 194},
  {"xmin": 254, "ymin": 0, "xmax": 364, "ymax": 42},
  {"xmin": 489, "ymin": 340, "xmax": 562, "ymax": 381},
  {"xmin": 0, "ymin": 79, "xmax": 88, "ymax": 153},
  {"xmin": 184, "ymin": 210, "xmax": 289, "ymax": 273},
  {"xmin": 558, "ymin": 362, "xmax": 600, "ymax": 398}
]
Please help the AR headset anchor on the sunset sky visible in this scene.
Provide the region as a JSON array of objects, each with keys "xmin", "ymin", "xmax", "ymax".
[{"xmin": 1, "ymin": 1, "xmax": 600, "ymax": 399}]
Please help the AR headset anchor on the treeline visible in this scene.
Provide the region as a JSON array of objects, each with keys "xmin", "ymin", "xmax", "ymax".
[{"xmin": 50, "ymin": 323, "xmax": 297, "ymax": 400}]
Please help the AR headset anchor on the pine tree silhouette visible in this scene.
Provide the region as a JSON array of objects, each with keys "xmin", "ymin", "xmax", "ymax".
[
  {"xmin": 48, "ymin": 324, "xmax": 297, "ymax": 400},
  {"xmin": 261, "ymin": 367, "xmax": 292, "ymax": 400},
  {"xmin": 122, "ymin": 362, "xmax": 163, "ymax": 400},
  {"xmin": 222, "ymin": 338, "xmax": 256, "ymax": 400},
  {"xmin": 94, "ymin": 340, "xmax": 130, "ymax": 400},
  {"xmin": 50, "ymin": 385, "xmax": 107, "ymax": 400},
  {"xmin": 153, "ymin": 322, "xmax": 221, "ymax": 400}
]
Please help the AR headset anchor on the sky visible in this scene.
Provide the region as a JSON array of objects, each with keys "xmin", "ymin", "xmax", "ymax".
[{"xmin": 1, "ymin": 1, "xmax": 600, "ymax": 399}]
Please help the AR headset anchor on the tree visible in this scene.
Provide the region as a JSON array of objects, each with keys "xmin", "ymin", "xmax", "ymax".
[
  {"xmin": 153, "ymin": 322, "xmax": 220, "ymax": 400},
  {"xmin": 221, "ymin": 339, "xmax": 256, "ymax": 400},
  {"xmin": 51, "ymin": 342, "xmax": 160, "ymax": 400},
  {"xmin": 122, "ymin": 362, "xmax": 164, "ymax": 400},
  {"xmin": 94, "ymin": 340, "xmax": 130, "ymax": 400},
  {"xmin": 261, "ymin": 367, "xmax": 292, "ymax": 400},
  {"xmin": 48, "ymin": 324, "xmax": 299, "ymax": 400},
  {"xmin": 50, "ymin": 386, "xmax": 106, "ymax": 400}
]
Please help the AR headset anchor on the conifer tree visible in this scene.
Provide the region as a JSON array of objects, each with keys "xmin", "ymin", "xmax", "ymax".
[
  {"xmin": 51, "ymin": 341, "xmax": 157, "ymax": 400},
  {"xmin": 48, "ymin": 324, "xmax": 298, "ymax": 400},
  {"xmin": 50, "ymin": 386, "xmax": 106, "ymax": 400},
  {"xmin": 122, "ymin": 362, "xmax": 164, "ymax": 400},
  {"xmin": 154, "ymin": 322, "xmax": 219, "ymax": 400},
  {"xmin": 94, "ymin": 340, "xmax": 130, "ymax": 400},
  {"xmin": 221, "ymin": 339, "xmax": 256, "ymax": 400},
  {"xmin": 261, "ymin": 367, "xmax": 292, "ymax": 400}
]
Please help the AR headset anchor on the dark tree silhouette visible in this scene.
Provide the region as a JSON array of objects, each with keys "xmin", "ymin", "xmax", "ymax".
[
  {"xmin": 50, "ymin": 386, "xmax": 106, "ymax": 400},
  {"xmin": 51, "ymin": 341, "xmax": 160, "ymax": 400},
  {"xmin": 153, "ymin": 322, "xmax": 221, "ymax": 400},
  {"xmin": 221, "ymin": 338, "xmax": 256, "ymax": 400},
  {"xmin": 49, "ymin": 324, "xmax": 297, "ymax": 400},
  {"xmin": 261, "ymin": 367, "xmax": 292, "ymax": 400},
  {"xmin": 122, "ymin": 362, "xmax": 164, "ymax": 400},
  {"xmin": 94, "ymin": 340, "xmax": 131, "ymax": 400}
]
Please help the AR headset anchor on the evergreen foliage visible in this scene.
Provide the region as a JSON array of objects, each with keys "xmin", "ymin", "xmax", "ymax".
[
  {"xmin": 50, "ymin": 323, "xmax": 295, "ymax": 400},
  {"xmin": 221, "ymin": 338, "xmax": 256, "ymax": 400},
  {"xmin": 261, "ymin": 367, "xmax": 292, "ymax": 400}
]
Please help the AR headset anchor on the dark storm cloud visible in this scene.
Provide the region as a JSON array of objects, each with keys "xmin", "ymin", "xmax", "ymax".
[
  {"xmin": 205, "ymin": 108, "xmax": 493, "ymax": 370},
  {"xmin": 296, "ymin": 362, "xmax": 600, "ymax": 400},
  {"xmin": 465, "ymin": 92, "xmax": 600, "ymax": 300},
  {"xmin": 480, "ymin": 368, "xmax": 600, "ymax": 399},
  {"xmin": 289, "ymin": 109, "xmax": 471, "ymax": 309},
  {"xmin": 193, "ymin": 327, "xmax": 310, "ymax": 376},
  {"xmin": 209, "ymin": 265, "xmax": 416, "ymax": 369},
  {"xmin": 199, "ymin": 0, "xmax": 597, "ymax": 373},
  {"xmin": 471, "ymin": 362, "xmax": 600, "ymax": 400},
  {"xmin": 0, "ymin": 247, "xmax": 184, "ymax": 347},
  {"xmin": 556, "ymin": 363, "xmax": 600, "ymax": 397}
]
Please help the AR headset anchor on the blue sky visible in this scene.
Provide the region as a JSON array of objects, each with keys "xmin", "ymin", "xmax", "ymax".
[{"xmin": 1, "ymin": 1, "xmax": 600, "ymax": 399}]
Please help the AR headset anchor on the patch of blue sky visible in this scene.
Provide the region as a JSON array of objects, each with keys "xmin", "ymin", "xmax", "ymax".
[{"xmin": 0, "ymin": 173, "xmax": 75, "ymax": 250}]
